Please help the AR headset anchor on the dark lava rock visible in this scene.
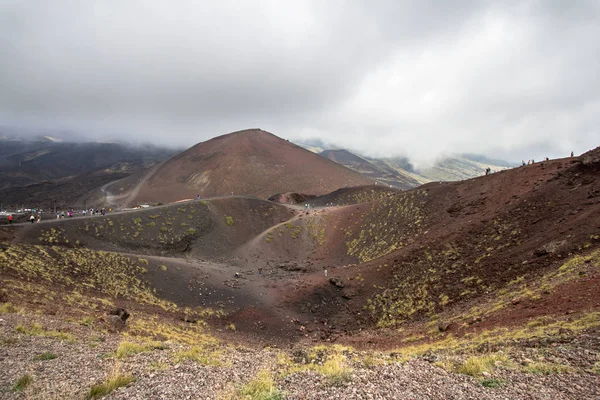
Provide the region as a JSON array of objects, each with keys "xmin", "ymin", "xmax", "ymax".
[{"xmin": 329, "ymin": 277, "xmax": 345, "ymax": 288}]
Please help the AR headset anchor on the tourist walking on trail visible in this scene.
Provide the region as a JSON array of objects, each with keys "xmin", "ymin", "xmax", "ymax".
[
  {"xmin": 571, "ymin": 151, "xmax": 574, "ymax": 157},
  {"xmin": 29, "ymin": 215, "xmax": 35, "ymax": 224},
  {"xmin": 7, "ymin": 214, "xmax": 13, "ymax": 224}
]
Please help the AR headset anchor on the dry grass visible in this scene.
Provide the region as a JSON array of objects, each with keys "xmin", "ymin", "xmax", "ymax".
[
  {"xmin": 457, "ymin": 354, "xmax": 508, "ymax": 376},
  {"xmin": 16, "ymin": 323, "xmax": 74, "ymax": 342},
  {"xmin": 115, "ymin": 340, "xmax": 167, "ymax": 358},
  {"xmin": 523, "ymin": 362, "xmax": 572, "ymax": 375},
  {"xmin": 277, "ymin": 345, "xmax": 353, "ymax": 386},
  {"xmin": 173, "ymin": 344, "xmax": 222, "ymax": 366}
]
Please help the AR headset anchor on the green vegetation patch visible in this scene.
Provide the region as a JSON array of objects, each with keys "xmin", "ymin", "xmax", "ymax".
[
  {"xmin": 480, "ymin": 378, "xmax": 506, "ymax": 388},
  {"xmin": 36, "ymin": 352, "xmax": 58, "ymax": 361},
  {"xmin": 345, "ymin": 189, "xmax": 427, "ymax": 262},
  {"xmin": 0, "ymin": 244, "xmax": 177, "ymax": 311}
]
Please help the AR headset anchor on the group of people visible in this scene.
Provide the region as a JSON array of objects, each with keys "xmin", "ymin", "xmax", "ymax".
[
  {"xmin": 486, "ymin": 151, "xmax": 577, "ymax": 175},
  {"xmin": 55, "ymin": 208, "xmax": 107, "ymax": 219},
  {"xmin": 56, "ymin": 210, "xmax": 74, "ymax": 219},
  {"xmin": 521, "ymin": 152, "xmax": 574, "ymax": 167},
  {"xmin": 85, "ymin": 208, "xmax": 107, "ymax": 216}
]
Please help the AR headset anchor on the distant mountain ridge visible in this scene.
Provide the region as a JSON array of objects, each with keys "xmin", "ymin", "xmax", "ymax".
[
  {"xmin": 296, "ymin": 143, "xmax": 514, "ymax": 188},
  {"xmin": 0, "ymin": 135, "xmax": 176, "ymax": 209},
  {"xmin": 0, "ymin": 138, "xmax": 173, "ymax": 190},
  {"xmin": 319, "ymin": 149, "xmax": 426, "ymax": 189}
]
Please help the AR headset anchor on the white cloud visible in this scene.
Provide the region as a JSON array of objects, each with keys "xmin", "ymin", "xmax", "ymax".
[{"xmin": 0, "ymin": 1, "xmax": 598, "ymax": 161}]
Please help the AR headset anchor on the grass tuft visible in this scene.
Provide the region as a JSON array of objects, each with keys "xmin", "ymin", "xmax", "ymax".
[
  {"xmin": 320, "ymin": 353, "xmax": 353, "ymax": 386},
  {"xmin": 523, "ymin": 362, "xmax": 571, "ymax": 375},
  {"xmin": 88, "ymin": 369, "xmax": 135, "ymax": 399},
  {"xmin": 174, "ymin": 345, "xmax": 222, "ymax": 366},
  {"xmin": 457, "ymin": 354, "xmax": 507, "ymax": 377},
  {"xmin": 237, "ymin": 370, "xmax": 285, "ymax": 400},
  {"xmin": 480, "ymin": 378, "xmax": 505, "ymax": 388},
  {"xmin": 0, "ymin": 302, "xmax": 18, "ymax": 314},
  {"xmin": 36, "ymin": 352, "xmax": 58, "ymax": 361},
  {"xmin": 16, "ymin": 323, "xmax": 75, "ymax": 341},
  {"xmin": 12, "ymin": 374, "xmax": 33, "ymax": 392},
  {"xmin": 115, "ymin": 341, "xmax": 167, "ymax": 358}
]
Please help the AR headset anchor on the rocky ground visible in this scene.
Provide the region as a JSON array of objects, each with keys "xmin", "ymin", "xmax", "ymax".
[{"xmin": 1, "ymin": 313, "xmax": 598, "ymax": 400}]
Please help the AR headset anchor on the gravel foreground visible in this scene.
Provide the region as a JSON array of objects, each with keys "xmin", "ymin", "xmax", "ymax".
[{"xmin": 1, "ymin": 314, "xmax": 599, "ymax": 400}]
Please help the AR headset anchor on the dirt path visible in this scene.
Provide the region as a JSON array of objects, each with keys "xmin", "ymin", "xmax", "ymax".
[
  {"xmin": 99, "ymin": 179, "xmax": 130, "ymax": 206},
  {"xmin": 117, "ymin": 160, "xmax": 167, "ymax": 208}
]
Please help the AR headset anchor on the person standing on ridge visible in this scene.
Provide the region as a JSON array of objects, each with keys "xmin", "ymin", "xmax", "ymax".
[
  {"xmin": 571, "ymin": 151, "xmax": 574, "ymax": 157},
  {"xmin": 7, "ymin": 214, "xmax": 13, "ymax": 224}
]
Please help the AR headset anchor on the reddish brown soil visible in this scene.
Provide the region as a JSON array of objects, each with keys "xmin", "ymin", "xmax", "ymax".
[
  {"xmin": 133, "ymin": 129, "xmax": 373, "ymax": 204},
  {"xmin": 467, "ymin": 273, "xmax": 600, "ymax": 332},
  {"xmin": 2, "ymin": 147, "xmax": 600, "ymax": 349}
]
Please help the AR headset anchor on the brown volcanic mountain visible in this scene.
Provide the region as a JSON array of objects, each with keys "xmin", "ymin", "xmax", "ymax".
[{"xmin": 133, "ymin": 129, "xmax": 374, "ymax": 204}]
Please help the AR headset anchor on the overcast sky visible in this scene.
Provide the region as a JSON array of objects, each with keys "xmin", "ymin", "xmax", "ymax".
[{"xmin": 1, "ymin": 0, "xmax": 599, "ymax": 164}]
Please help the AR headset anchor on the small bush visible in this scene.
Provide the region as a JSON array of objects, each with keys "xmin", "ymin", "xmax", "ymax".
[
  {"xmin": 159, "ymin": 265, "xmax": 167, "ymax": 271},
  {"xmin": 12, "ymin": 374, "xmax": 33, "ymax": 392},
  {"xmin": 225, "ymin": 216, "xmax": 234, "ymax": 226},
  {"xmin": 36, "ymin": 352, "xmax": 57, "ymax": 361},
  {"xmin": 187, "ymin": 228, "xmax": 197, "ymax": 235}
]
